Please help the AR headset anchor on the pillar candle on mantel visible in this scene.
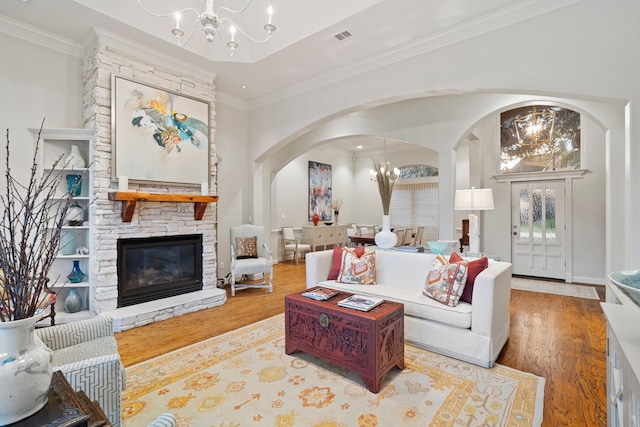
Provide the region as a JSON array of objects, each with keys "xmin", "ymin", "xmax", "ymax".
[
  {"xmin": 201, "ymin": 182, "xmax": 209, "ymax": 195},
  {"xmin": 118, "ymin": 176, "xmax": 128, "ymax": 192}
]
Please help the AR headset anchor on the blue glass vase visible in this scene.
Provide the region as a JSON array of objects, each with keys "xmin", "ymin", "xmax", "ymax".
[
  {"xmin": 67, "ymin": 260, "xmax": 86, "ymax": 283},
  {"xmin": 64, "ymin": 288, "xmax": 82, "ymax": 313},
  {"xmin": 66, "ymin": 174, "xmax": 82, "ymax": 196}
]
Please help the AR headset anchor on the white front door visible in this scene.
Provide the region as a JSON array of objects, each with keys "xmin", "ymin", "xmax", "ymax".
[{"xmin": 511, "ymin": 180, "xmax": 566, "ymax": 280}]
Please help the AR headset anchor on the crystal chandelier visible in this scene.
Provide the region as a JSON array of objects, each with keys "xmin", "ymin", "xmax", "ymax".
[{"xmin": 137, "ymin": 0, "xmax": 276, "ymax": 56}]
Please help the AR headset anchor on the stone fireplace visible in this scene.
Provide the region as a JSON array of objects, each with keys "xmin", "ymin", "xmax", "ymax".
[{"xmin": 81, "ymin": 31, "xmax": 226, "ymax": 331}]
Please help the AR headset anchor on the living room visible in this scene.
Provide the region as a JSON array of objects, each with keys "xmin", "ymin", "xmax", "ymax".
[{"xmin": 0, "ymin": 1, "xmax": 638, "ymax": 426}]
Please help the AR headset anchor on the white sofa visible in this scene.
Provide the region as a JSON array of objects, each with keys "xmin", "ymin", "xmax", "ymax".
[{"xmin": 305, "ymin": 248, "xmax": 512, "ymax": 368}]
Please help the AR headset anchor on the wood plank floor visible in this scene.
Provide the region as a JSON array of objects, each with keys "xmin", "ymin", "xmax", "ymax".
[{"xmin": 115, "ymin": 262, "xmax": 608, "ymax": 426}]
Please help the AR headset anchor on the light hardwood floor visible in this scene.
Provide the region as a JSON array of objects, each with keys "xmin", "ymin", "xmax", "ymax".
[{"xmin": 115, "ymin": 261, "xmax": 608, "ymax": 426}]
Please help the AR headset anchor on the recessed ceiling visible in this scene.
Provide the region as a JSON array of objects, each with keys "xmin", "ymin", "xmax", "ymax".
[{"xmin": 0, "ymin": 0, "xmax": 575, "ymax": 103}]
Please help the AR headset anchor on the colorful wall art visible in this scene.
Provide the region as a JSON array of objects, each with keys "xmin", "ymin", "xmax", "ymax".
[
  {"xmin": 112, "ymin": 76, "xmax": 210, "ymax": 185},
  {"xmin": 308, "ymin": 161, "xmax": 332, "ymax": 221}
]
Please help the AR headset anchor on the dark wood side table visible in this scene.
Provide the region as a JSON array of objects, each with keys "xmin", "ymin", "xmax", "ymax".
[
  {"xmin": 8, "ymin": 370, "xmax": 110, "ymax": 427},
  {"xmin": 285, "ymin": 287, "xmax": 404, "ymax": 393}
]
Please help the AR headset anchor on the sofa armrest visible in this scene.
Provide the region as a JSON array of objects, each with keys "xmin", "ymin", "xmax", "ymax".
[
  {"xmin": 469, "ymin": 260, "xmax": 512, "ymax": 338},
  {"xmin": 36, "ymin": 315, "xmax": 114, "ymax": 351},
  {"xmin": 305, "ymin": 249, "xmax": 334, "ymax": 287}
]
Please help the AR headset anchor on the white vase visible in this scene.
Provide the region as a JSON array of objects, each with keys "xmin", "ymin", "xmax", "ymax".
[
  {"xmin": 64, "ymin": 203, "xmax": 85, "ymax": 226},
  {"xmin": 66, "ymin": 144, "xmax": 85, "ymax": 169},
  {"xmin": 0, "ymin": 312, "xmax": 53, "ymax": 424},
  {"xmin": 375, "ymin": 215, "xmax": 398, "ymax": 249}
]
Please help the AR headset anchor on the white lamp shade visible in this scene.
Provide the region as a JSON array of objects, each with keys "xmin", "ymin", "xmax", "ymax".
[{"xmin": 454, "ymin": 188, "xmax": 494, "ymax": 211}]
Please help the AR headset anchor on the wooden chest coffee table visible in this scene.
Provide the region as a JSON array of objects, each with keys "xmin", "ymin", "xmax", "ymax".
[{"xmin": 285, "ymin": 287, "xmax": 404, "ymax": 393}]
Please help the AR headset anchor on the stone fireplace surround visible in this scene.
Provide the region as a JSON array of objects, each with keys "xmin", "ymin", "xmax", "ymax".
[{"xmin": 82, "ymin": 32, "xmax": 226, "ymax": 331}]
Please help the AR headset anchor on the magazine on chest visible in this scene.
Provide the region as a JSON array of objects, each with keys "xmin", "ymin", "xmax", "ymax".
[{"xmin": 337, "ymin": 294, "xmax": 384, "ymax": 311}]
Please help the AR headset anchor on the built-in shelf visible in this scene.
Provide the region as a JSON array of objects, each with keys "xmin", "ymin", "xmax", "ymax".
[
  {"xmin": 51, "ymin": 281, "xmax": 91, "ymax": 288},
  {"xmin": 55, "ymin": 255, "xmax": 90, "ymax": 260},
  {"xmin": 108, "ymin": 191, "xmax": 219, "ymax": 222}
]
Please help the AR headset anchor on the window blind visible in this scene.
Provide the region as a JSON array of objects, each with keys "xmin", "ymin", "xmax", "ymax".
[{"xmin": 390, "ymin": 182, "xmax": 439, "ymax": 240}]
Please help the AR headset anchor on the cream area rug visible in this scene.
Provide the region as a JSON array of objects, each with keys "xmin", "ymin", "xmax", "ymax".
[
  {"xmin": 122, "ymin": 314, "xmax": 544, "ymax": 427},
  {"xmin": 511, "ymin": 277, "xmax": 600, "ymax": 300}
]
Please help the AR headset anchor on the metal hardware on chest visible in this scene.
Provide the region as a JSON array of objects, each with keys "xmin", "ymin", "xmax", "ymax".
[{"xmin": 319, "ymin": 312, "xmax": 329, "ymax": 328}]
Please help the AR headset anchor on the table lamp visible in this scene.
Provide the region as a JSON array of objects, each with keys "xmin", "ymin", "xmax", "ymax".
[{"xmin": 454, "ymin": 187, "xmax": 494, "ymax": 254}]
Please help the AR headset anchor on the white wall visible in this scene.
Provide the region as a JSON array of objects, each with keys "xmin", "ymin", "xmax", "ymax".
[
  {"xmin": 0, "ymin": 34, "xmax": 83, "ymax": 183},
  {"xmin": 215, "ymin": 102, "xmax": 249, "ymax": 278},
  {"xmin": 274, "ymin": 146, "xmax": 353, "ymax": 230}
]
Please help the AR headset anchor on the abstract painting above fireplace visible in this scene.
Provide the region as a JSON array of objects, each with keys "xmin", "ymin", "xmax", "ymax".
[{"xmin": 117, "ymin": 234, "xmax": 203, "ymax": 307}]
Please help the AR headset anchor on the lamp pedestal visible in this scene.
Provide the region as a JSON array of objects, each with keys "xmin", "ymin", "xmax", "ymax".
[{"xmin": 468, "ymin": 213, "xmax": 480, "ymax": 254}]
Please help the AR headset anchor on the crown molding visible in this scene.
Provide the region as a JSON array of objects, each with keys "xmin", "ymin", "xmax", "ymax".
[
  {"xmin": 247, "ymin": 0, "xmax": 579, "ymax": 111},
  {"xmin": 216, "ymin": 92, "xmax": 248, "ymax": 111},
  {"xmin": 0, "ymin": 13, "xmax": 83, "ymax": 57}
]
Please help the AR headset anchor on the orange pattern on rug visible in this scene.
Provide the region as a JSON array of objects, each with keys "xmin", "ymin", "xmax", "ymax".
[{"xmin": 123, "ymin": 314, "xmax": 544, "ymax": 426}]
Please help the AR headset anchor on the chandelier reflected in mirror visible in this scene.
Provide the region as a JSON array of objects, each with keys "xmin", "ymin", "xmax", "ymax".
[
  {"xmin": 500, "ymin": 105, "xmax": 581, "ymax": 173},
  {"xmin": 137, "ymin": 0, "xmax": 276, "ymax": 56}
]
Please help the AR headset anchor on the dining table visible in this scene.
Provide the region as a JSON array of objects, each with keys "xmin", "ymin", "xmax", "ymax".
[{"xmin": 349, "ymin": 234, "xmax": 376, "ymax": 246}]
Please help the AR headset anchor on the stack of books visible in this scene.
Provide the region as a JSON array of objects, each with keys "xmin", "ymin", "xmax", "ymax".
[{"xmin": 301, "ymin": 287, "xmax": 339, "ymax": 301}]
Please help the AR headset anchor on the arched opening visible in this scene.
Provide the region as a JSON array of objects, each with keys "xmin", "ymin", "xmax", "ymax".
[{"xmin": 251, "ymin": 92, "xmax": 612, "ymax": 285}]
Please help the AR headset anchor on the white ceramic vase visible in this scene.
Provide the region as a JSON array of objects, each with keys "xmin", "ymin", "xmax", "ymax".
[
  {"xmin": 0, "ymin": 312, "xmax": 53, "ymax": 425},
  {"xmin": 375, "ymin": 215, "xmax": 397, "ymax": 249},
  {"xmin": 66, "ymin": 144, "xmax": 85, "ymax": 169}
]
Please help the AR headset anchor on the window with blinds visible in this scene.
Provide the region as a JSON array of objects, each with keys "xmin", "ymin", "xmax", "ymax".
[{"xmin": 390, "ymin": 182, "xmax": 439, "ymax": 241}]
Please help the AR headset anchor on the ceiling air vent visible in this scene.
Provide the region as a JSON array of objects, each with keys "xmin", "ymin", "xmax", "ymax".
[{"xmin": 327, "ymin": 30, "xmax": 354, "ymax": 44}]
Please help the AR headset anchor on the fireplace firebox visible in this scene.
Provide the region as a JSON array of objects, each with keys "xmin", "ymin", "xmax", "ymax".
[{"xmin": 117, "ymin": 234, "xmax": 203, "ymax": 307}]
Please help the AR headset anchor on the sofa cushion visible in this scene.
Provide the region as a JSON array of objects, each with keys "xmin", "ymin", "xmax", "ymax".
[
  {"xmin": 317, "ymin": 280, "xmax": 472, "ymax": 329},
  {"xmin": 337, "ymin": 247, "xmax": 376, "ymax": 284},
  {"xmin": 51, "ymin": 336, "xmax": 119, "ymax": 366},
  {"xmin": 423, "ymin": 255, "xmax": 468, "ymax": 307},
  {"xmin": 235, "ymin": 236, "xmax": 257, "ymax": 259},
  {"xmin": 450, "ymin": 252, "xmax": 488, "ymax": 304},
  {"xmin": 327, "ymin": 245, "xmax": 365, "ymax": 280}
]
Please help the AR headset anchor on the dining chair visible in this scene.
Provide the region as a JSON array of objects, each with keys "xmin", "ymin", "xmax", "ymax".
[
  {"xmin": 282, "ymin": 227, "xmax": 311, "ymax": 264},
  {"xmin": 414, "ymin": 226, "xmax": 425, "ymax": 246},
  {"xmin": 346, "ymin": 228, "xmax": 357, "ymax": 247},
  {"xmin": 358, "ymin": 226, "xmax": 371, "ymax": 236},
  {"xmin": 403, "ymin": 228, "xmax": 414, "ymax": 245},
  {"xmin": 394, "ymin": 229, "xmax": 405, "ymax": 247}
]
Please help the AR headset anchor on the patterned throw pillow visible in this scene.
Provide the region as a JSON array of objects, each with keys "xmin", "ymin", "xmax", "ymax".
[
  {"xmin": 235, "ymin": 236, "xmax": 258, "ymax": 259},
  {"xmin": 423, "ymin": 254, "xmax": 469, "ymax": 307},
  {"xmin": 327, "ymin": 245, "xmax": 365, "ymax": 280},
  {"xmin": 337, "ymin": 247, "xmax": 376, "ymax": 285}
]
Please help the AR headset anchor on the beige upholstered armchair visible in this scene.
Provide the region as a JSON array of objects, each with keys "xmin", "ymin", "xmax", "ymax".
[
  {"xmin": 230, "ymin": 224, "xmax": 273, "ymax": 296},
  {"xmin": 36, "ymin": 315, "xmax": 125, "ymax": 427},
  {"xmin": 282, "ymin": 226, "xmax": 311, "ymax": 264}
]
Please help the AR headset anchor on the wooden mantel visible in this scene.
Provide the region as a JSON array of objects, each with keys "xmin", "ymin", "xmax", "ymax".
[{"xmin": 108, "ymin": 192, "xmax": 219, "ymax": 222}]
